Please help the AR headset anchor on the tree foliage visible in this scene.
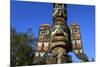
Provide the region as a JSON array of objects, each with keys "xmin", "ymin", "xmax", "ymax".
[{"xmin": 10, "ymin": 27, "xmax": 35, "ymax": 66}]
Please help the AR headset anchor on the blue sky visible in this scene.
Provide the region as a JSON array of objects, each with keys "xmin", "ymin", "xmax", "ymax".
[{"xmin": 11, "ymin": 1, "xmax": 95, "ymax": 62}]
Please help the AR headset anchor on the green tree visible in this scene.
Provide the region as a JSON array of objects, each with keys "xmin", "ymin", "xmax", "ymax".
[{"xmin": 10, "ymin": 27, "xmax": 35, "ymax": 66}]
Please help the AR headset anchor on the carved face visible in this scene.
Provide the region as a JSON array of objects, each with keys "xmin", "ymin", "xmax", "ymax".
[
  {"xmin": 53, "ymin": 4, "xmax": 65, "ymax": 17},
  {"xmin": 39, "ymin": 27, "xmax": 50, "ymax": 41},
  {"xmin": 40, "ymin": 30, "xmax": 46, "ymax": 35},
  {"xmin": 40, "ymin": 26, "xmax": 50, "ymax": 35},
  {"xmin": 51, "ymin": 22, "xmax": 68, "ymax": 38}
]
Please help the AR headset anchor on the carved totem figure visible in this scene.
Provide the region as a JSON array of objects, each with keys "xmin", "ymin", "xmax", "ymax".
[
  {"xmin": 33, "ymin": 3, "xmax": 89, "ymax": 64},
  {"xmin": 50, "ymin": 3, "xmax": 72, "ymax": 64},
  {"xmin": 33, "ymin": 24, "xmax": 51, "ymax": 64},
  {"xmin": 69, "ymin": 23, "xmax": 88, "ymax": 62}
]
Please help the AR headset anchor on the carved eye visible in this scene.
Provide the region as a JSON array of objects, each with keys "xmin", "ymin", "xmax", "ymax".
[
  {"xmin": 52, "ymin": 26, "xmax": 57, "ymax": 32},
  {"xmin": 61, "ymin": 26, "xmax": 64, "ymax": 29},
  {"xmin": 76, "ymin": 26, "xmax": 79, "ymax": 28},
  {"xmin": 62, "ymin": 26, "xmax": 65, "ymax": 29},
  {"xmin": 40, "ymin": 31, "xmax": 46, "ymax": 34},
  {"xmin": 61, "ymin": 26, "xmax": 66, "ymax": 32}
]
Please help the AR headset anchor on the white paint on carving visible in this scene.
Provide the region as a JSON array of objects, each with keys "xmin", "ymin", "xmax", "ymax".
[
  {"xmin": 38, "ymin": 42, "xmax": 42, "ymax": 46},
  {"xmin": 76, "ymin": 40, "xmax": 81, "ymax": 45},
  {"xmin": 80, "ymin": 49, "xmax": 83, "ymax": 53},
  {"xmin": 44, "ymin": 42, "xmax": 49, "ymax": 50},
  {"xmin": 35, "ymin": 52, "xmax": 39, "ymax": 56},
  {"xmin": 44, "ymin": 42, "xmax": 49, "ymax": 46},
  {"xmin": 40, "ymin": 52, "xmax": 45, "ymax": 57},
  {"xmin": 72, "ymin": 40, "xmax": 75, "ymax": 45},
  {"xmin": 74, "ymin": 50, "xmax": 78, "ymax": 54}
]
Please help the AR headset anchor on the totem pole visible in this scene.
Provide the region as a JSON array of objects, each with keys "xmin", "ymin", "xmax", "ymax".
[
  {"xmin": 33, "ymin": 3, "xmax": 88, "ymax": 64},
  {"xmin": 50, "ymin": 3, "xmax": 72, "ymax": 64},
  {"xmin": 33, "ymin": 24, "xmax": 51, "ymax": 64},
  {"xmin": 69, "ymin": 23, "xmax": 88, "ymax": 62}
]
